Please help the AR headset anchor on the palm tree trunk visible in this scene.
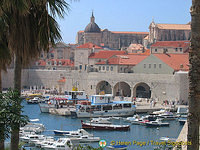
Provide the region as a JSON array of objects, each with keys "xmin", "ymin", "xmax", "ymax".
[
  {"xmin": 0, "ymin": 70, "xmax": 2, "ymax": 92},
  {"xmin": 188, "ymin": 0, "xmax": 200, "ymax": 149},
  {"xmin": 0, "ymin": 70, "xmax": 5, "ymax": 150},
  {"xmin": 0, "ymin": 141, "xmax": 4, "ymax": 150},
  {"xmin": 11, "ymin": 53, "xmax": 22, "ymax": 150}
]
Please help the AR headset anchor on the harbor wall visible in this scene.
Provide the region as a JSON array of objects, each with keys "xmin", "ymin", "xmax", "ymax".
[{"xmin": 1, "ymin": 69, "xmax": 189, "ymax": 102}]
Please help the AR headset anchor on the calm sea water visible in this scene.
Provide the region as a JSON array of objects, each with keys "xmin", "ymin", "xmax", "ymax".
[{"xmin": 22, "ymin": 100, "xmax": 184, "ymax": 150}]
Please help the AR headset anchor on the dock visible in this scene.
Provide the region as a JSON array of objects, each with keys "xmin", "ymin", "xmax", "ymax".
[{"xmin": 49, "ymin": 107, "xmax": 75, "ymax": 116}]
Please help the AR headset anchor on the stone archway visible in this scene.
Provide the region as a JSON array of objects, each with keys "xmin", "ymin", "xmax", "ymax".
[
  {"xmin": 113, "ymin": 82, "xmax": 131, "ymax": 97},
  {"xmin": 96, "ymin": 81, "xmax": 112, "ymax": 95},
  {"xmin": 133, "ymin": 82, "xmax": 151, "ymax": 98}
]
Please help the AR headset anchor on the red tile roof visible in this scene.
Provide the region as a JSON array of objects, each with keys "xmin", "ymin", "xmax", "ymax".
[
  {"xmin": 89, "ymin": 50, "xmax": 126, "ymax": 59},
  {"xmin": 96, "ymin": 55, "xmax": 148, "ymax": 66},
  {"xmin": 151, "ymin": 41, "xmax": 190, "ymax": 48},
  {"xmin": 156, "ymin": 24, "xmax": 191, "ymax": 30},
  {"xmin": 76, "ymin": 42, "xmax": 102, "ymax": 49},
  {"xmin": 37, "ymin": 60, "xmax": 46, "ymax": 66},
  {"xmin": 154, "ymin": 54, "xmax": 189, "ymax": 71}
]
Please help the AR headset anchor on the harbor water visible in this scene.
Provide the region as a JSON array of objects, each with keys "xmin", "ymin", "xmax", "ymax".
[{"xmin": 22, "ymin": 100, "xmax": 184, "ymax": 150}]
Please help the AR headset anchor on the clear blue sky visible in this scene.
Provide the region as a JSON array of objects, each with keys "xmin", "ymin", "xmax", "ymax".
[{"xmin": 57, "ymin": 0, "xmax": 192, "ymax": 44}]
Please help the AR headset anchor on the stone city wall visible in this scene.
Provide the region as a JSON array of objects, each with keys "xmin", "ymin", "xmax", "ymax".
[{"xmin": 2, "ymin": 69, "xmax": 189, "ymax": 102}]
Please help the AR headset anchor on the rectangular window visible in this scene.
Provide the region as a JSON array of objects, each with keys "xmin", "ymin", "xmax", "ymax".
[
  {"xmin": 155, "ymin": 49, "xmax": 157, "ymax": 52},
  {"xmin": 159, "ymin": 64, "xmax": 162, "ymax": 68},
  {"xmin": 144, "ymin": 64, "xmax": 146, "ymax": 68},
  {"xmin": 91, "ymin": 85, "xmax": 92, "ymax": 89},
  {"xmin": 180, "ymin": 48, "xmax": 183, "ymax": 52},
  {"xmin": 175, "ymin": 48, "xmax": 178, "ymax": 52},
  {"xmin": 99, "ymin": 66, "xmax": 101, "ymax": 71},
  {"xmin": 154, "ymin": 64, "xmax": 156, "ymax": 68},
  {"xmin": 103, "ymin": 66, "xmax": 105, "ymax": 70},
  {"xmin": 149, "ymin": 64, "xmax": 151, "ymax": 68}
]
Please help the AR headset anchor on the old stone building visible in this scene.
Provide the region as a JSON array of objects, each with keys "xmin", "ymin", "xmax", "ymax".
[
  {"xmin": 150, "ymin": 41, "xmax": 190, "ymax": 54},
  {"xmin": 76, "ymin": 13, "xmax": 148, "ymax": 50},
  {"xmin": 148, "ymin": 21, "xmax": 191, "ymax": 45}
]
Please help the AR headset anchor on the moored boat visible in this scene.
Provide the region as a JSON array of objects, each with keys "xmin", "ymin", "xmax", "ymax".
[
  {"xmin": 81, "ymin": 120, "xmax": 130, "ymax": 131},
  {"xmin": 71, "ymin": 94, "xmax": 136, "ymax": 118},
  {"xmin": 145, "ymin": 119, "xmax": 169, "ymax": 127}
]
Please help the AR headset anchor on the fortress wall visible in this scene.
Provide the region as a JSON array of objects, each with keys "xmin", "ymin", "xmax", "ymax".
[{"xmin": 2, "ymin": 69, "xmax": 189, "ymax": 102}]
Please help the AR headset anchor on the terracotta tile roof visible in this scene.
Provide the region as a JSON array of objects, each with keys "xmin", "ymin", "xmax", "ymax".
[
  {"xmin": 37, "ymin": 60, "xmax": 46, "ymax": 66},
  {"xmin": 76, "ymin": 42, "xmax": 102, "ymax": 49},
  {"xmin": 151, "ymin": 41, "xmax": 190, "ymax": 48},
  {"xmin": 154, "ymin": 54, "xmax": 189, "ymax": 71},
  {"xmin": 96, "ymin": 54, "xmax": 148, "ymax": 65},
  {"xmin": 111, "ymin": 31, "xmax": 149, "ymax": 34},
  {"xmin": 89, "ymin": 50, "xmax": 126, "ymax": 59},
  {"xmin": 156, "ymin": 24, "xmax": 191, "ymax": 30}
]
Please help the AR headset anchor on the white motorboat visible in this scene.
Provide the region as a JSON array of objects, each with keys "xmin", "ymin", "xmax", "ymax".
[
  {"xmin": 20, "ymin": 122, "xmax": 45, "ymax": 133},
  {"xmin": 158, "ymin": 112, "xmax": 177, "ymax": 120},
  {"xmin": 152, "ymin": 109, "xmax": 167, "ymax": 115},
  {"xmin": 54, "ymin": 129, "xmax": 93, "ymax": 137},
  {"xmin": 145, "ymin": 119, "xmax": 169, "ymax": 127},
  {"xmin": 81, "ymin": 120, "xmax": 130, "ymax": 131},
  {"xmin": 131, "ymin": 115, "xmax": 149, "ymax": 125},
  {"xmin": 35, "ymin": 137, "xmax": 55, "ymax": 148},
  {"xmin": 78, "ymin": 135, "xmax": 100, "ymax": 143},
  {"xmin": 27, "ymin": 97, "xmax": 41, "ymax": 104},
  {"xmin": 124, "ymin": 114, "xmax": 139, "ymax": 122},
  {"xmin": 42, "ymin": 138, "xmax": 72, "ymax": 150},
  {"xmin": 20, "ymin": 134, "xmax": 45, "ymax": 143},
  {"xmin": 89, "ymin": 118, "xmax": 112, "ymax": 124}
]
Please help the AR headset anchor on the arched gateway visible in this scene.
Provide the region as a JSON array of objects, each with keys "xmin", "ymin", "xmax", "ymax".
[
  {"xmin": 113, "ymin": 82, "xmax": 131, "ymax": 97},
  {"xmin": 96, "ymin": 81, "xmax": 112, "ymax": 95},
  {"xmin": 133, "ymin": 82, "xmax": 151, "ymax": 98}
]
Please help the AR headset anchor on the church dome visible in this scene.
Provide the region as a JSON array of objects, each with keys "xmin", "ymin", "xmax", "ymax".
[
  {"xmin": 85, "ymin": 22, "xmax": 101, "ymax": 33},
  {"xmin": 84, "ymin": 12, "xmax": 101, "ymax": 33}
]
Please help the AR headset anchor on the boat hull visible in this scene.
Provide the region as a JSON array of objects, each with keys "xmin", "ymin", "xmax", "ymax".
[
  {"xmin": 145, "ymin": 123, "xmax": 169, "ymax": 127},
  {"xmin": 53, "ymin": 130, "xmax": 70, "ymax": 135},
  {"xmin": 73, "ymin": 109, "xmax": 135, "ymax": 118},
  {"xmin": 81, "ymin": 122, "xmax": 130, "ymax": 131}
]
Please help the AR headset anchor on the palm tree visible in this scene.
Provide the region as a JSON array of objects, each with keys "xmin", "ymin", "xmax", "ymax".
[
  {"xmin": 0, "ymin": 0, "xmax": 70, "ymax": 149},
  {"xmin": 188, "ymin": 0, "xmax": 200, "ymax": 149},
  {"xmin": 0, "ymin": 19, "xmax": 12, "ymax": 150}
]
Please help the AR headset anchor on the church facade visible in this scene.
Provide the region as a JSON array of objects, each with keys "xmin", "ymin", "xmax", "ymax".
[
  {"xmin": 148, "ymin": 21, "xmax": 191, "ymax": 45},
  {"xmin": 76, "ymin": 13, "xmax": 148, "ymax": 50}
]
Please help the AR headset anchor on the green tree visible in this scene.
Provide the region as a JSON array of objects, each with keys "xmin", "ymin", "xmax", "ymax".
[
  {"xmin": 0, "ymin": 90, "xmax": 28, "ymax": 150},
  {"xmin": 0, "ymin": 0, "xmax": 70, "ymax": 149},
  {"xmin": 188, "ymin": 0, "xmax": 200, "ymax": 149}
]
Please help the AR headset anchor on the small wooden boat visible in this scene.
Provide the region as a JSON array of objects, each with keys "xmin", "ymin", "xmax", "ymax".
[{"xmin": 81, "ymin": 120, "xmax": 130, "ymax": 131}]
